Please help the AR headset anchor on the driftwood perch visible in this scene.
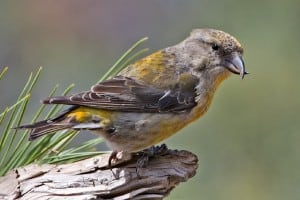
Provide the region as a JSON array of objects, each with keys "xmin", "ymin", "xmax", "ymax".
[{"xmin": 0, "ymin": 148, "xmax": 198, "ymax": 200}]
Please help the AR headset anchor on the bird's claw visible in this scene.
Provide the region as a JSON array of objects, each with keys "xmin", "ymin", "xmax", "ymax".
[{"xmin": 135, "ymin": 144, "xmax": 169, "ymax": 178}]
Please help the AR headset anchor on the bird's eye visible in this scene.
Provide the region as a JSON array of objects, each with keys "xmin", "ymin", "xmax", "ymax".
[{"xmin": 211, "ymin": 43, "xmax": 220, "ymax": 51}]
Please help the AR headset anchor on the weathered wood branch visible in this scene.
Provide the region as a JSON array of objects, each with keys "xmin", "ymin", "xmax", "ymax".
[{"xmin": 0, "ymin": 148, "xmax": 198, "ymax": 200}]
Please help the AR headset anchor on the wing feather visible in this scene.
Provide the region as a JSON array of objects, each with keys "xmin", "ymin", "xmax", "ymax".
[{"xmin": 43, "ymin": 76, "xmax": 197, "ymax": 112}]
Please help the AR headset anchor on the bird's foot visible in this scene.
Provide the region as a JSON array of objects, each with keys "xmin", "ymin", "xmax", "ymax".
[
  {"xmin": 108, "ymin": 144, "xmax": 169, "ymax": 178},
  {"xmin": 135, "ymin": 144, "xmax": 169, "ymax": 178}
]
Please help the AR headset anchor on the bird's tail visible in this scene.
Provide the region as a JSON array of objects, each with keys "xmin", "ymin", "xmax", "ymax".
[
  {"xmin": 17, "ymin": 119, "xmax": 71, "ymax": 141},
  {"xmin": 15, "ymin": 107, "xmax": 77, "ymax": 141}
]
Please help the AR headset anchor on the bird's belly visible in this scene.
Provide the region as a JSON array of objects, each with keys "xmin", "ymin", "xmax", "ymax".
[{"xmin": 98, "ymin": 112, "xmax": 192, "ymax": 153}]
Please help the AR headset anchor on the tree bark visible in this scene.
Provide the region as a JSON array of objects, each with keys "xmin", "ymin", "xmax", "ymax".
[{"xmin": 0, "ymin": 148, "xmax": 198, "ymax": 200}]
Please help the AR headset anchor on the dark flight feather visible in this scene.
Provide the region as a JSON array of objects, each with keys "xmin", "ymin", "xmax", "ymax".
[
  {"xmin": 43, "ymin": 76, "xmax": 197, "ymax": 113},
  {"xmin": 16, "ymin": 106, "xmax": 78, "ymax": 140}
]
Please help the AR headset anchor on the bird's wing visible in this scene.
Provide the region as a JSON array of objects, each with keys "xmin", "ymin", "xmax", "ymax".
[{"xmin": 43, "ymin": 75, "xmax": 197, "ymax": 112}]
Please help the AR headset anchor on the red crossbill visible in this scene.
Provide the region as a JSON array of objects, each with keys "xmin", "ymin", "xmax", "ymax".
[{"xmin": 18, "ymin": 29, "xmax": 246, "ymax": 163}]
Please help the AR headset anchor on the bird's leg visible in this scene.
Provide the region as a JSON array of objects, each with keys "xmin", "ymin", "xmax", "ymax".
[
  {"xmin": 135, "ymin": 144, "xmax": 169, "ymax": 178},
  {"xmin": 135, "ymin": 152, "xmax": 149, "ymax": 178},
  {"xmin": 108, "ymin": 151, "xmax": 118, "ymax": 168},
  {"xmin": 108, "ymin": 151, "xmax": 133, "ymax": 179},
  {"xmin": 108, "ymin": 151, "xmax": 118, "ymax": 178}
]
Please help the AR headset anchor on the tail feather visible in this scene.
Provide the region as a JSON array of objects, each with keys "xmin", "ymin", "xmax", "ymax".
[
  {"xmin": 15, "ymin": 106, "xmax": 79, "ymax": 140},
  {"xmin": 16, "ymin": 106, "xmax": 106, "ymax": 140},
  {"xmin": 17, "ymin": 119, "xmax": 72, "ymax": 141}
]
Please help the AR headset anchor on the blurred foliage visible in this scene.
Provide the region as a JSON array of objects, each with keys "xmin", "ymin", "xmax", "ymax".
[{"xmin": 0, "ymin": 1, "xmax": 299, "ymax": 199}]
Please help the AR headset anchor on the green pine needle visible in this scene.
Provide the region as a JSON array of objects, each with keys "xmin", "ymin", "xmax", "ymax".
[
  {"xmin": 99, "ymin": 37, "xmax": 148, "ymax": 82},
  {"xmin": 0, "ymin": 67, "xmax": 8, "ymax": 80}
]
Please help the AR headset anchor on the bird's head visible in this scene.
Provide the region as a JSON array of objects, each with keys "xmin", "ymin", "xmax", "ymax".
[{"xmin": 179, "ymin": 28, "xmax": 246, "ymax": 80}]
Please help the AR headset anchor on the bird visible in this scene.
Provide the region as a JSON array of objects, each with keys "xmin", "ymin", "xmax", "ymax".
[{"xmin": 17, "ymin": 28, "xmax": 246, "ymax": 166}]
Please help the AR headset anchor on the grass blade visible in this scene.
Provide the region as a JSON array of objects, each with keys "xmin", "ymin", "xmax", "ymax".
[
  {"xmin": 0, "ymin": 68, "xmax": 42, "ymax": 174},
  {"xmin": 7, "ymin": 84, "xmax": 60, "ymax": 168},
  {"xmin": 16, "ymin": 84, "xmax": 75, "ymax": 166},
  {"xmin": 45, "ymin": 152, "xmax": 102, "ymax": 164},
  {"xmin": 61, "ymin": 137, "xmax": 103, "ymax": 154},
  {"xmin": 0, "ymin": 95, "xmax": 30, "ymax": 151},
  {"xmin": 0, "ymin": 95, "xmax": 30, "ymax": 168},
  {"xmin": 99, "ymin": 37, "xmax": 148, "ymax": 82},
  {"xmin": 0, "ymin": 67, "xmax": 8, "ymax": 80},
  {"xmin": 114, "ymin": 48, "xmax": 149, "ymax": 75}
]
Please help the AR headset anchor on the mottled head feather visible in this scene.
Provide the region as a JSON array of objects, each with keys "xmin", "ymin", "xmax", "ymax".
[{"xmin": 190, "ymin": 29, "xmax": 243, "ymax": 54}]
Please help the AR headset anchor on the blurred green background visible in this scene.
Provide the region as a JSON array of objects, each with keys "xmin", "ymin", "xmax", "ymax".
[{"xmin": 0, "ymin": 1, "xmax": 299, "ymax": 199}]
